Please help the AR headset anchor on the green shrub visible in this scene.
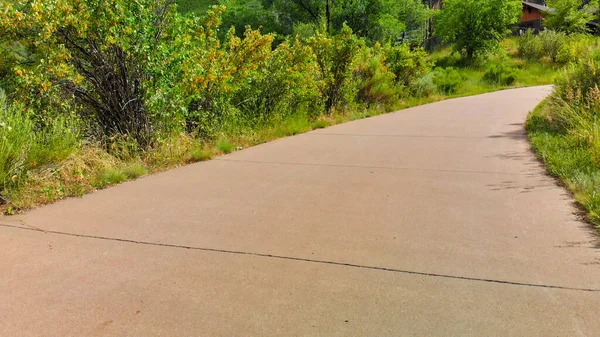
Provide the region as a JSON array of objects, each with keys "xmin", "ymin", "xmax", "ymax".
[
  {"xmin": 354, "ymin": 45, "xmax": 398, "ymax": 105},
  {"xmin": 231, "ymin": 37, "xmax": 322, "ymax": 123},
  {"xmin": 539, "ymin": 30, "xmax": 566, "ymax": 63},
  {"xmin": 483, "ymin": 63, "xmax": 518, "ymax": 85},
  {"xmin": 435, "ymin": 0, "xmax": 522, "ymax": 59},
  {"xmin": 383, "ymin": 44, "xmax": 431, "ymax": 88},
  {"xmin": 122, "ymin": 164, "xmax": 148, "ymax": 179},
  {"xmin": 293, "ymin": 22, "xmax": 318, "ymax": 39},
  {"xmin": 216, "ymin": 138, "xmax": 234, "ymax": 154},
  {"xmin": 0, "ymin": 102, "xmax": 32, "ymax": 189},
  {"xmin": 97, "ymin": 169, "xmax": 127, "ymax": 187},
  {"xmin": 189, "ymin": 149, "xmax": 213, "ymax": 162},
  {"xmin": 1, "ymin": 0, "xmax": 184, "ymax": 147},
  {"xmin": 556, "ymin": 34, "xmax": 599, "ymax": 64},
  {"xmin": 175, "ymin": 9, "xmax": 275, "ymax": 135},
  {"xmin": 544, "ymin": 0, "xmax": 596, "ymax": 34},
  {"xmin": 308, "ymin": 25, "xmax": 361, "ymax": 113},
  {"xmin": 410, "ymin": 73, "xmax": 437, "ymax": 98},
  {"xmin": 554, "ymin": 59, "xmax": 600, "ymax": 106},
  {"xmin": 517, "ymin": 29, "xmax": 543, "ymax": 60},
  {"xmin": 433, "ymin": 67, "xmax": 462, "ymax": 94}
]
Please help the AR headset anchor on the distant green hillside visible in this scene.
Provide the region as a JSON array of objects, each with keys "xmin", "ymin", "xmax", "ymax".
[{"xmin": 177, "ymin": 0, "xmax": 218, "ymax": 14}]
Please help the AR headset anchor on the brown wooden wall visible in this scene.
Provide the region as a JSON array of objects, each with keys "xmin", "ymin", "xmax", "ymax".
[{"xmin": 521, "ymin": 6, "xmax": 543, "ymax": 23}]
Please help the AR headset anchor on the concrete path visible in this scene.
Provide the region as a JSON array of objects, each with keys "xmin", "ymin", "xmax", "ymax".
[{"xmin": 2, "ymin": 86, "xmax": 600, "ymax": 336}]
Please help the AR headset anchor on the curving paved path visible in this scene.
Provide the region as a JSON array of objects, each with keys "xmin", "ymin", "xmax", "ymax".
[{"xmin": 2, "ymin": 86, "xmax": 600, "ymax": 336}]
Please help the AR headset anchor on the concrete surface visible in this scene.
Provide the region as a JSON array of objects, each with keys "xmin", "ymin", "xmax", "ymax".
[{"xmin": 1, "ymin": 86, "xmax": 599, "ymax": 336}]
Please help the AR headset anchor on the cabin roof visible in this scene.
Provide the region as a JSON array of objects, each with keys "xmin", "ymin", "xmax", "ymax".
[{"xmin": 522, "ymin": 1, "xmax": 550, "ymax": 12}]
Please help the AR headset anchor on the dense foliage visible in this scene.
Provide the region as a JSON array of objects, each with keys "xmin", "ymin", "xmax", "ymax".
[
  {"xmin": 0, "ymin": 0, "xmax": 434, "ymax": 205},
  {"xmin": 184, "ymin": 0, "xmax": 431, "ymax": 44},
  {"xmin": 0, "ymin": 0, "xmax": 565, "ymax": 211},
  {"xmin": 435, "ymin": 0, "xmax": 522, "ymax": 59},
  {"xmin": 544, "ymin": 0, "xmax": 598, "ymax": 34},
  {"xmin": 517, "ymin": 29, "xmax": 600, "ymax": 64},
  {"xmin": 524, "ymin": 26, "xmax": 600, "ymax": 227}
]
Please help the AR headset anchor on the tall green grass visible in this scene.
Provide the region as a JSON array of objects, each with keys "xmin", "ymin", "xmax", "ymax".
[
  {"xmin": 527, "ymin": 100, "xmax": 600, "ymax": 227},
  {"xmin": 526, "ymin": 57, "xmax": 600, "ymax": 227},
  {"xmin": 0, "ymin": 97, "xmax": 79, "ymax": 194}
]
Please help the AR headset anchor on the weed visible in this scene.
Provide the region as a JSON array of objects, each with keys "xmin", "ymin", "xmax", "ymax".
[
  {"xmin": 98, "ymin": 169, "xmax": 127, "ymax": 187},
  {"xmin": 216, "ymin": 138, "xmax": 234, "ymax": 154},
  {"xmin": 122, "ymin": 164, "xmax": 148, "ymax": 179},
  {"xmin": 312, "ymin": 119, "xmax": 333, "ymax": 129},
  {"xmin": 189, "ymin": 149, "xmax": 213, "ymax": 162}
]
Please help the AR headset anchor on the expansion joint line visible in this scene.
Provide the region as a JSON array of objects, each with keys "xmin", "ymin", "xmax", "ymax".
[{"xmin": 1, "ymin": 222, "xmax": 598, "ymax": 292}]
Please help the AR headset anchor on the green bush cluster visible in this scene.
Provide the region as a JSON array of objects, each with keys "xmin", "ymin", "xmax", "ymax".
[
  {"xmin": 516, "ymin": 29, "xmax": 600, "ymax": 65},
  {"xmin": 0, "ymin": 0, "xmax": 433, "ymax": 201},
  {"xmin": 410, "ymin": 73, "xmax": 437, "ymax": 98},
  {"xmin": 518, "ymin": 29, "xmax": 569, "ymax": 62},
  {"xmin": 383, "ymin": 44, "xmax": 431, "ymax": 89},
  {"xmin": 355, "ymin": 44, "xmax": 399, "ymax": 106},
  {"xmin": 483, "ymin": 62, "xmax": 518, "ymax": 85},
  {"xmin": 432, "ymin": 67, "xmax": 462, "ymax": 94},
  {"xmin": 555, "ymin": 34, "xmax": 600, "ymax": 64},
  {"xmin": 435, "ymin": 0, "xmax": 522, "ymax": 59},
  {"xmin": 540, "ymin": 30, "xmax": 566, "ymax": 62},
  {"xmin": 517, "ymin": 30, "xmax": 543, "ymax": 60}
]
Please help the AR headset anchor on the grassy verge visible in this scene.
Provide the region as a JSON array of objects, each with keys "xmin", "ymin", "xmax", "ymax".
[
  {"xmin": 428, "ymin": 38, "xmax": 560, "ymax": 97},
  {"xmin": 1, "ymin": 95, "xmax": 440, "ymax": 214},
  {"xmin": 526, "ymin": 100, "xmax": 600, "ymax": 228}
]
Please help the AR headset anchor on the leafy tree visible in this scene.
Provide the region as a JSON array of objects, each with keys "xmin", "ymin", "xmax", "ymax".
[
  {"xmin": 0, "ymin": 0, "xmax": 180, "ymax": 146},
  {"xmin": 383, "ymin": 43, "xmax": 430, "ymax": 87},
  {"xmin": 203, "ymin": 0, "xmax": 430, "ymax": 43},
  {"xmin": 332, "ymin": 0, "xmax": 382, "ymax": 40},
  {"xmin": 307, "ymin": 25, "xmax": 361, "ymax": 112},
  {"xmin": 173, "ymin": 7, "xmax": 275, "ymax": 132},
  {"xmin": 544, "ymin": 0, "xmax": 598, "ymax": 34},
  {"xmin": 435, "ymin": 0, "xmax": 522, "ymax": 59},
  {"xmin": 220, "ymin": 0, "xmax": 290, "ymax": 38},
  {"xmin": 378, "ymin": 0, "xmax": 431, "ymax": 43},
  {"xmin": 313, "ymin": 0, "xmax": 430, "ymax": 42}
]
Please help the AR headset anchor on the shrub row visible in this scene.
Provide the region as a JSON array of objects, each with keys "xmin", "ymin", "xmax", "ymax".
[
  {"xmin": 0, "ymin": 1, "xmax": 430, "ymax": 194},
  {"xmin": 517, "ymin": 29, "xmax": 600, "ymax": 64}
]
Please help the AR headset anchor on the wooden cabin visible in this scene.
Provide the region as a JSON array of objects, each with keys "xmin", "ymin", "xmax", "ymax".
[{"xmin": 520, "ymin": 1, "xmax": 548, "ymax": 31}]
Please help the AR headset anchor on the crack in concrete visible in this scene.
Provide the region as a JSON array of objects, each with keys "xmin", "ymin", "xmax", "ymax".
[{"xmin": 1, "ymin": 222, "xmax": 598, "ymax": 293}]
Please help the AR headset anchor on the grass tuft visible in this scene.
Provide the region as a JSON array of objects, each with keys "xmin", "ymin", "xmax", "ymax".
[
  {"xmin": 98, "ymin": 169, "xmax": 127, "ymax": 187},
  {"xmin": 190, "ymin": 149, "xmax": 212, "ymax": 162},
  {"xmin": 122, "ymin": 163, "xmax": 148, "ymax": 179},
  {"xmin": 216, "ymin": 138, "xmax": 234, "ymax": 154}
]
